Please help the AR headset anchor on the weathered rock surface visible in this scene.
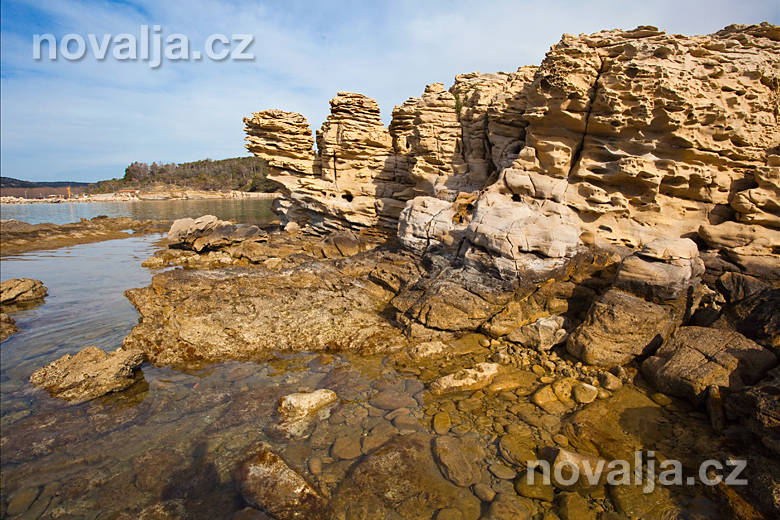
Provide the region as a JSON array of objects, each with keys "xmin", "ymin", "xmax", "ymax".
[
  {"xmin": 642, "ymin": 326, "xmax": 777, "ymax": 404},
  {"xmin": 0, "ymin": 278, "xmax": 48, "ymax": 309},
  {"xmin": 566, "ymin": 289, "xmax": 675, "ymax": 367},
  {"xmin": 429, "ymin": 363, "xmax": 500, "ymax": 394},
  {"xmin": 246, "ymin": 24, "xmax": 779, "ymax": 288},
  {"xmin": 726, "ymin": 366, "xmax": 780, "ymax": 456},
  {"xmin": 0, "ymin": 312, "xmax": 18, "ymax": 342},
  {"xmin": 29, "ymin": 346, "xmax": 145, "ymax": 403},
  {"xmin": 235, "ymin": 446, "xmax": 327, "ymax": 520},
  {"xmin": 329, "ymin": 433, "xmax": 481, "ymax": 519},
  {"xmin": 507, "ymin": 315, "xmax": 567, "ymax": 350},
  {"xmin": 125, "ymin": 245, "xmax": 421, "ymax": 366},
  {"xmin": 0, "ymin": 216, "xmax": 168, "ymax": 255}
]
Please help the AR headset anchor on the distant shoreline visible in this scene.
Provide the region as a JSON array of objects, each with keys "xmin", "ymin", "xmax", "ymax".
[{"xmin": 0, "ymin": 190, "xmax": 280, "ymax": 205}]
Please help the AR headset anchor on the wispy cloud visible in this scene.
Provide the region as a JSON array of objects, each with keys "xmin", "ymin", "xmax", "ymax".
[{"xmin": 1, "ymin": 0, "xmax": 777, "ymax": 182}]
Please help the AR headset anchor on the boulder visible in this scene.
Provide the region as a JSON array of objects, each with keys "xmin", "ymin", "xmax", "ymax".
[
  {"xmin": 0, "ymin": 278, "xmax": 47, "ymax": 311},
  {"xmin": 723, "ymin": 288, "xmax": 780, "ymax": 352},
  {"xmin": 614, "ymin": 238, "xmax": 704, "ymax": 302},
  {"xmin": 726, "ymin": 366, "xmax": 780, "ymax": 456},
  {"xmin": 642, "ymin": 327, "xmax": 777, "ymax": 404},
  {"xmin": 567, "ymin": 289, "xmax": 675, "ymax": 367},
  {"xmin": 507, "ymin": 315, "xmax": 567, "ymax": 350},
  {"xmin": 429, "ymin": 363, "xmax": 500, "ymax": 394},
  {"xmin": 235, "ymin": 446, "xmax": 327, "ymax": 520},
  {"xmin": 29, "ymin": 346, "xmax": 145, "ymax": 403},
  {"xmin": 277, "ymin": 389, "xmax": 338, "ymax": 422}
]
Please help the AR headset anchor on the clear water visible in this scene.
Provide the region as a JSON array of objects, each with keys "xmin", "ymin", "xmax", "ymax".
[
  {"xmin": 0, "ymin": 227, "xmax": 428, "ymax": 518},
  {"xmin": 0, "ymin": 199, "xmax": 275, "ymax": 226}
]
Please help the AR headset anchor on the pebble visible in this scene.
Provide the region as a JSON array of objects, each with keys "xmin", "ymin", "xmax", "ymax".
[
  {"xmin": 433, "ymin": 411, "xmax": 452, "ymax": 435},
  {"xmin": 539, "ymin": 376, "xmax": 554, "ymax": 384},
  {"xmin": 489, "ymin": 463, "xmax": 517, "ymax": 480},
  {"xmin": 597, "ymin": 388, "xmax": 611, "ymax": 400},
  {"xmin": 331, "ymin": 434, "xmax": 362, "ymax": 460},
  {"xmin": 370, "ymin": 390, "xmax": 417, "ymax": 410},
  {"xmin": 436, "ymin": 507, "xmax": 464, "ymax": 520},
  {"xmin": 309, "ymin": 457, "xmax": 322, "ymax": 475},
  {"xmin": 473, "ymin": 482, "xmax": 496, "ymax": 502},
  {"xmin": 531, "ymin": 365, "xmax": 545, "ymax": 376},
  {"xmin": 479, "ymin": 338, "xmax": 491, "ymax": 348},
  {"xmin": 598, "ymin": 372, "xmax": 622, "ymax": 391},
  {"xmin": 650, "ymin": 392, "xmax": 673, "ymax": 406},
  {"xmin": 515, "ymin": 470, "xmax": 555, "ymax": 502},
  {"xmin": 553, "ymin": 434, "xmax": 569, "ymax": 447},
  {"xmin": 572, "ymin": 383, "xmax": 598, "ymax": 404}
]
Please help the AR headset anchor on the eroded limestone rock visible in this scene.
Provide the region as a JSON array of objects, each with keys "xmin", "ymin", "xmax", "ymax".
[
  {"xmin": 642, "ymin": 326, "xmax": 777, "ymax": 404},
  {"xmin": 29, "ymin": 346, "xmax": 145, "ymax": 403}
]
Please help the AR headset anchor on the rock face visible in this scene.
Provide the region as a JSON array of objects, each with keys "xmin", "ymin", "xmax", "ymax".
[
  {"xmin": 235, "ymin": 447, "xmax": 327, "ymax": 520},
  {"xmin": 566, "ymin": 238, "xmax": 704, "ymax": 367},
  {"xmin": 727, "ymin": 367, "xmax": 780, "ymax": 456},
  {"xmin": 29, "ymin": 346, "xmax": 145, "ymax": 403},
  {"xmin": 0, "ymin": 278, "xmax": 47, "ymax": 310},
  {"xmin": 641, "ymin": 327, "xmax": 777, "ymax": 404},
  {"xmin": 245, "ymin": 24, "xmax": 779, "ymax": 285}
]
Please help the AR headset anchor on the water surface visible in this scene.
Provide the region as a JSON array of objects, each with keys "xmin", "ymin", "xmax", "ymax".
[{"xmin": 0, "ymin": 199, "xmax": 274, "ymax": 226}]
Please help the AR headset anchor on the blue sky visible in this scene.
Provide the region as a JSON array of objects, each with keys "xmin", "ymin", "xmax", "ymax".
[{"xmin": 1, "ymin": 0, "xmax": 778, "ymax": 182}]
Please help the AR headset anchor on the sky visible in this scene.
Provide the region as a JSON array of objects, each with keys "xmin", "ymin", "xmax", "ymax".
[{"xmin": 1, "ymin": 0, "xmax": 778, "ymax": 183}]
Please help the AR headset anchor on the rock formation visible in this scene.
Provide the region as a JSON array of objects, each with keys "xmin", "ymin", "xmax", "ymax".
[
  {"xmin": 0, "ymin": 278, "xmax": 48, "ymax": 341},
  {"xmin": 0, "ymin": 278, "xmax": 47, "ymax": 310},
  {"xmin": 0, "ymin": 216, "xmax": 169, "ymax": 256},
  {"xmin": 245, "ymin": 23, "xmax": 778, "ymax": 281},
  {"xmin": 29, "ymin": 346, "xmax": 145, "ymax": 403}
]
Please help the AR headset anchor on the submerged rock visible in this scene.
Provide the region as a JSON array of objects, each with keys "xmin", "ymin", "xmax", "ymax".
[
  {"xmin": 0, "ymin": 312, "xmax": 18, "ymax": 342},
  {"xmin": 235, "ymin": 446, "xmax": 327, "ymax": 520},
  {"xmin": 277, "ymin": 389, "xmax": 338, "ymax": 422},
  {"xmin": 29, "ymin": 346, "xmax": 145, "ymax": 403},
  {"xmin": 329, "ymin": 432, "xmax": 481, "ymax": 519},
  {"xmin": 429, "ymin": 363, "xmax": 500, "ymax": 394}
]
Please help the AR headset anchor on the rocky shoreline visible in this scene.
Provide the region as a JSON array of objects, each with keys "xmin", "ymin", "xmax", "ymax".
[
  {"xmin": 0, "ymin": 190, "xmax": 279, "ymax": 204},
  {"xmin": 0, "ymin": 216, "xmax": 170, "ymax": 256},
  {"xmin": 8, "ymin": 22, "xmax": 780, "ymax": 520}
]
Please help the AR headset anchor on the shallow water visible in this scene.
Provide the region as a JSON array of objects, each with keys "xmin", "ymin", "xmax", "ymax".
[
  {"xmin": 0, "ymin": 199, "xmax": 274, "ymax": 226},
  {"xmin": 0, "ymin": 235, "xmax": 432, "ymax": 518},
  {"xmin": 0, "ymin": 225, "xmax": 736, "ymax": 519}
]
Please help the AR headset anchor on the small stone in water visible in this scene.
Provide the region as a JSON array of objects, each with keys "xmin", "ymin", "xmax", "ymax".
[
  {"xmin": 309, "ymin": 457, "xmax": 322, "ymax": 475},
  {"xmin": 572, "ymin": 383, "xmax": 598, "ymax": 404},
  {"xmin": 473, "ymin": 482, "xmax": 496, "ymax": 502},
  {"xmin": 331, "ymin": 434, "xmax": 363, "ymax": 460},
  {"xmin": 433, "ymin": 411, "xmax": 452, "ymax": 435},
  {"xmin": 489, "ymin": 463, "xmax": 517, "ymax": 480},
  {"xmin": 435, "ymin": 508, "xmax": 463, "ymax": 520},
  {"xmin": 479, "ymin": 337, "xmax": 491, "ymax": 348},
  {"xmin": 532, "ymin": 365, "xmax": 545, "ymax": 376}
]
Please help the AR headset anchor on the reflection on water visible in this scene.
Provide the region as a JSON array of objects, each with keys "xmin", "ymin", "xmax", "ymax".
[{"xmin": 0, "ymin": 198, "xmax": 275, "ymax": 226}]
